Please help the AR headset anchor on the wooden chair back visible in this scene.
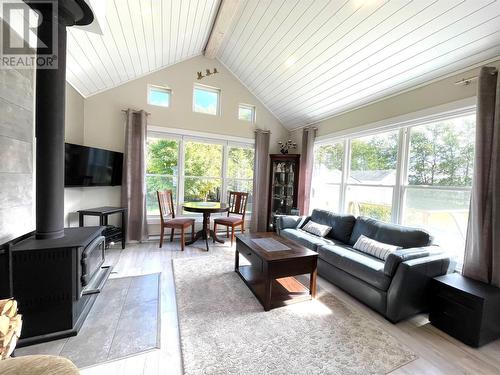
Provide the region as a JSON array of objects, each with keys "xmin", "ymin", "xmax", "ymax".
[
  {"xmin": 227, "ymin": 191, "xmax": 249, "ymax": 218},
  {"xmin": 157, "ymin": 190, "xmax": 176, "ymax": 223}
]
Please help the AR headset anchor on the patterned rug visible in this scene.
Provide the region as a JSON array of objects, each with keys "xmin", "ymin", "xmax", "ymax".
[
  {"xmin": 16, "ymin": 273, "xmax": 161, "ymax": 368},
  {"xmin": 173, "ymin": 254, "xmax": 417, "ymax": 375}
]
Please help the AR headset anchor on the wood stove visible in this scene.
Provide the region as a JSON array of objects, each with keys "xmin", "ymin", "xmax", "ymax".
[{"xmin": 0, "ymin": 0, "xmax": 113, "ymax": 346}]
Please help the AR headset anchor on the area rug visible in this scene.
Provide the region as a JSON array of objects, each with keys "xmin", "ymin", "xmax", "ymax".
[
  {"xmin": 173, "ymin": 255, "xmax": 417, "ymax": 375},
  {"xmin": 16, "ymin": 273, "xmax": 161, "ymax": 368}
]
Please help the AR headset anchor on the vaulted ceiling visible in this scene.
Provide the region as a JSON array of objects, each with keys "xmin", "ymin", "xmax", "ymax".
[
  {"xmin": 67, "ymin": 0, "xmax": 500, "ymax": 130},
  {"xmin": 66, "ymin": 0, "xmax": 220, "ymax": 97}
]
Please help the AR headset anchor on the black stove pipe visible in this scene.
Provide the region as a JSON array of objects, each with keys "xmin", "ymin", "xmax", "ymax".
[{"xmin": 27, "ymin": 0, "xmax": 94, "ymax": 239}]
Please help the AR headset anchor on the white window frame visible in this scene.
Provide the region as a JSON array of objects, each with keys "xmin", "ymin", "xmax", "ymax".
[
  {"xmin": 311, "ymin": 101, "xmax": 476, "ymax": 269},
  {"xmin": 146, "ymin": 127, "xmax": 254, "ymax": 223},
  {"xmin": 193, "ymin": 84, "xmax": 221, "ymax": 116},
  {"xmin": 238, "ymin": 103, "xmax": 256, "ymax": 123},
  {"xmin": 147, "ymin": 84, "xmax": 171, "ymax": 107}
]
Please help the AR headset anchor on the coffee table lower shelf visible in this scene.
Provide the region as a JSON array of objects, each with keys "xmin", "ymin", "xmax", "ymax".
[{"xmin": 236, "ymin": 264, "xmax": 312, "ymax": 310}]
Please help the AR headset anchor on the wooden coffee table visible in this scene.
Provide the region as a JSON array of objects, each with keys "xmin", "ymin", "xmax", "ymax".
[{"xmin": 235, "ymin": 232, "xmax": 318, "ymax": 311}]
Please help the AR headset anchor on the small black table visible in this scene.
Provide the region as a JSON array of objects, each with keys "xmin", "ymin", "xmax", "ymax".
[
  {"xmin": 182, "ymin": 202, "xmax": 228, "ymax": 251},
  {"xmin": 78, "ymin": 206, "xmax": 127, "ymax": 249},
  {"xmin": 430, "ymin": 273, "xmax": 500, "ymax": 347}
]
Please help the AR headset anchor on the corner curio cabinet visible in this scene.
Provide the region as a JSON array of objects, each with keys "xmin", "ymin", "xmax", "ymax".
[{"xmin": 267, "ymin": 154, "xmax": 300, "ymax": 231}]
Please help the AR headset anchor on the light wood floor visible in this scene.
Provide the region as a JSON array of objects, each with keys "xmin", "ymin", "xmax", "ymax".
[{"xmin": 78, "ymin": 239, "xmax": 500, "ymax": 375}]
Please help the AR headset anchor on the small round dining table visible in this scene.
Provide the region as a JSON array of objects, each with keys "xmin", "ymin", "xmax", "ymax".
[{"xmin": 183, "ymin": 202, "xmax": 229, "ymax": 251}]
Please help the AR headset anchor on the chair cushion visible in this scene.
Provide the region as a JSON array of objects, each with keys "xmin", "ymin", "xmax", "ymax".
[
  {"xmin": 349, "ymin": 216, "xmax": 432, "ymax": 248},
  {"xmin": 214, "ymin": 216, "xmax": 243, "ymax": 225},
  {"xmin": 164, "ymin": 217, "xmax": 195, "ymax": 227},
  {"xmin": 317, "ymin": 244, "xmax": 392, "ymax": 291},
  {"xmin": 308, "ymin": 209, "xmax": 356, "ymax": 244},
  {"xmin": 280, "ymin": 228, "xmax": 334, "ymax": 251}
]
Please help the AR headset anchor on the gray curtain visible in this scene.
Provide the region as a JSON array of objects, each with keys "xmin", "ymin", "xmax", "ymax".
[
  {"xmin": 251, "ymin": 130, "xmax": 270, "ymax": 232},
  {"xmin": 297, "ymin": 127, "xmax": 316, "ymax": 215},
  {"xmin": 463, "ymin": 66, "xmax": 500, "ymax": 286},
  {"xmin": 121, "ymin": 109, "xmax": 148, "ymax": 242}
]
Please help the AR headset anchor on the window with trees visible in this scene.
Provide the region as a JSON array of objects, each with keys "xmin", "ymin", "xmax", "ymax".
[
  {"xmin": 227, "ymin": 145, "xmax": 254, "ymax": 213},
  {"xmin": 146, "ymin": 131, "xmax": 254, "ymax": 218},
  {"xmin": 347, "ymin": 131, "xmax": 399, "ymax": 221},
  {"xmin": 184, "ymin": 141, "xmax": 223, "ymax": 203},
  {"xmin": 310, "ymin": 111, "xmax": 475, "ymax": 266},
  {"xmin": 146, "ymin": 136, "xmax": 179, "ymax": 215},
  {"xmin": 402, "ymin": 115, "xmax": 475, "ymax": 263}
]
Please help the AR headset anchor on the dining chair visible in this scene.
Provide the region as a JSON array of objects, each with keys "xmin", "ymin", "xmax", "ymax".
[
  {"xmin": 213, "ymin": 191, "xmax": 249, "ymax": 246},
  {"xmin": 157, "ymin": 190, "xmax": 195, "ymax": 250}
]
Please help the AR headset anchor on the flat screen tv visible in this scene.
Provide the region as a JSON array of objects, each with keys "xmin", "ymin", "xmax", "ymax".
[{"xmin": 65, "ymin": 143, "xmax": 123, "ymax": 187}]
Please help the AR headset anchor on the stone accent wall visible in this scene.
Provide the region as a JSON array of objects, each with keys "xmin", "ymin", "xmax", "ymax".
[{"xmin": 0, "ymin": 44, "xmax": 35, "ymax": 243}]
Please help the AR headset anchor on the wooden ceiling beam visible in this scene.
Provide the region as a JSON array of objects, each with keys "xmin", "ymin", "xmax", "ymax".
[{"xmin": 204, "ymin": 0, "xmax": 242, "ymax": 59}]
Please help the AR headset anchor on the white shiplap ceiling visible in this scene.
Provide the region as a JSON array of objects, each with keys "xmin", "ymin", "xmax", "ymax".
[
  {"xmin": 67, "ymin": 0, "xmax": 500, "ymax": 129},
  {"xmin": 66, "ymin": 0, "xmax": 220, "ymax": 97},
  {"xmin": 216, "ymin": 0, "xmax": 500, "ymax": 129}
]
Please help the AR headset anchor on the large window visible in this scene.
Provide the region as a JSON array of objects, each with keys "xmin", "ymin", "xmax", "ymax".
[
  {"xmin": 311, "ymin": 142, "xmax": 343, "ymax": 212},
  {"xmin": 146, "ymin": 136, "xmax": 179, "ymax": 215},
  {"xmin": 310, "ymin": 112, "xmax": 475, "ymax": 266},
  {"xmin": 402, "ymin": 115, "xmax": 475, "ymax": 263},
  {"xmin": 227, "ymin": 145, "xmax": 255, "ymax": 213},
  {"xmin": 184, "ymin": 141, "xmax": 223, "ymax": 202},
  {"xmin": 193, "ymin": 85, "xmax": 220, "ymax": 115},
  {"xmin": 347, "ymin": 131, "xmax": 399, "ymax": 221},
  {"xmin": 146, "ymin": 131, "xmax": 254, "ymax": 218}
]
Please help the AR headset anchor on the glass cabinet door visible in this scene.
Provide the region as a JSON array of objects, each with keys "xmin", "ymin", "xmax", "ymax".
[{"xmin": 269, "ymin": 157, "xmax": 299, "ymax": 230}]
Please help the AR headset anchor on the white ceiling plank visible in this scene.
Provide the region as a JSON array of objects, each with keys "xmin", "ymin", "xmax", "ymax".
[
  {"xmin": 285, "ymin": 29, "xmax": 500, "ymax": 127},
  {"xmin": 225, "ymin": 0, "xmax": 329, "ymax": 85},
  {"xmin": 268, "ymin": 0, "xmax": 457, "ymax": 111},
  {"xmin": 277, "ymin": 3, "xmax": 499, "ymax": 122},
  {"xmin": 251, "ymin": 0, "xmax": 390, "ymax": 95}
]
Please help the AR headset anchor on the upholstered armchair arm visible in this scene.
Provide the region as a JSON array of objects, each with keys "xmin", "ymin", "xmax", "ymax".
[
  {"xmin": 276, "ymin": 215, "xmax": 309, "ymax": 233},
  {"xmin": 384, "ymin": 245, "xmax": 444, "ymax": 277}
]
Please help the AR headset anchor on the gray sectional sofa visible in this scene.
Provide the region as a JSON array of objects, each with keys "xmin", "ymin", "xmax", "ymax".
[{"xmin": 277, "ymin": 209, "xmax": 454, "ymax": 322}]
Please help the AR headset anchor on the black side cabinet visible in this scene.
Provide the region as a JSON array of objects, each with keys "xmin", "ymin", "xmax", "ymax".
[{"xmin": 430, "ymin": 273, "xmax": 500, "ymax": 347}]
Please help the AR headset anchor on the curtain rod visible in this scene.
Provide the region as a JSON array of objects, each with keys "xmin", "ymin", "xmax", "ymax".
[
  {"xmin": 455, "ymin": 69, "xmax": 498, "ymax": 86},
  {"xmin": 121, "ymin": 109, "xmax": 151, "ymax": 115}
]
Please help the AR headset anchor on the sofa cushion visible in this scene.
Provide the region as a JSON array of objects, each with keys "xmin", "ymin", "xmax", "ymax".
[
  {"xmin": 302, "ymin": 220, "xmax": 332, "ymax": 237},
  {"xmin": 353, "ymin": 235, "xmax": 401, "ymax": 260},
  {"xmin": 349, "ymin": 216, "xmax": 432, "ymax": 248},
  {"xmin": 309, "ymin": 209, "xmax": 356, "ymax": 244},
  {"xmin": 280, "ymin": 228, "xmax": 334, "ymax": 250},
  {"xmin": 317, "ymin": 244, "xmax": 392, "ymax": 291}
]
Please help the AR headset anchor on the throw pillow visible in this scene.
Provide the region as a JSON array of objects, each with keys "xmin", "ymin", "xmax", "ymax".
[
  {"xmin": 353, "ymin": 235, "xmax": 402, "ymax": 261},
  {"xmin": 301, "ymin": 220, "xmax": 332, "ymax": 237}
]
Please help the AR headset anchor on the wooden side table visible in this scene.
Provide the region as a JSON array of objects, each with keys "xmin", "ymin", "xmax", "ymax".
[
  {"xmin": 430, "ymin": 273, "xmax": 500, "ymax": 347},
  {"xmin": 78, "ymin": 206, "xmax": 127, "ymax": 249}
]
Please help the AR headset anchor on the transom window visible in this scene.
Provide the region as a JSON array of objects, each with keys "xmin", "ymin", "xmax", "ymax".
[
  {"xmin": 146, "ymin": 131, "xmax": 254, "ymax": 218},
  {"xmin": 238, "ymin": 104, "xmax": 255, "ymax": 123},
  {"xmin": 193, "ymin": 85, "xmax": 220, "ymax": 115},
  {"xmin": 311, "ymin": 112, "xmax": 475, "ymax": 267},
  {"xmin": 147, "ymin": 85, "xmax": 171, "ymax": 107}
]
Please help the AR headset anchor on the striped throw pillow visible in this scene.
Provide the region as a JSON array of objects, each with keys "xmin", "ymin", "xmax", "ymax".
[
  {"xmin": 353, "ymin": 235, "xmax": 402, "ymax": 261},
  {"xmin": 301, "ymin": 220, "xmax": 332, "ymax": 237}
]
